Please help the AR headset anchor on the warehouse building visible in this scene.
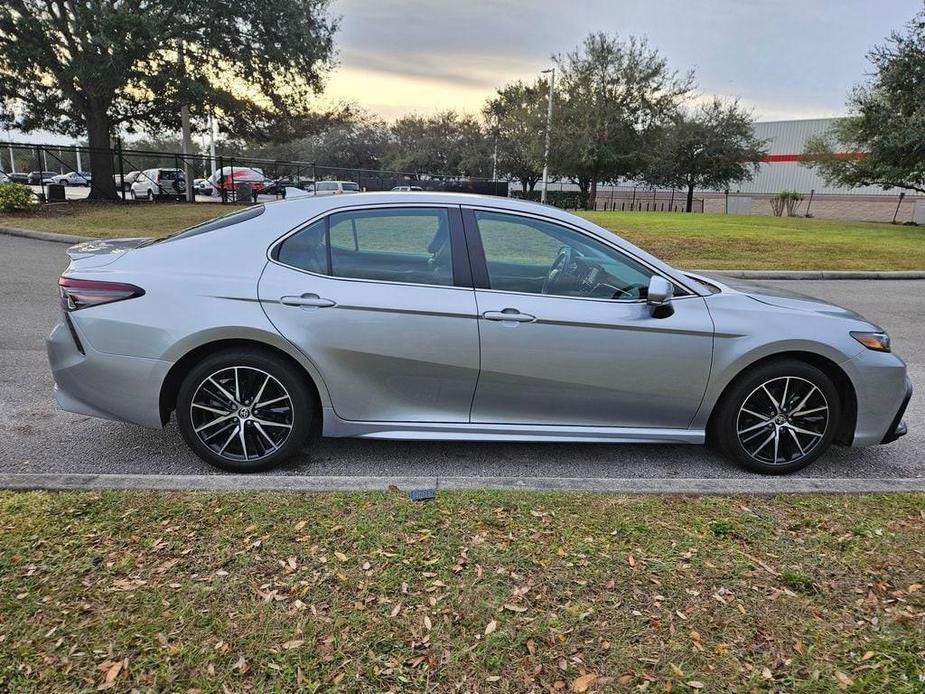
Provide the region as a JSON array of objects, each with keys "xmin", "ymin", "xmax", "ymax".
[{"xmin": 711, "ymin": 118, "xmax": 923, "ymax": 223}]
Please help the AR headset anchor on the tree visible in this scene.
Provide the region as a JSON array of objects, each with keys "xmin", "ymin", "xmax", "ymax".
[
  {"xmin": 641, "ymin": 98, "xmax": 767, "ymax": 212},
  {"xmin": 483, "ymin": 80, "xmax": 547, "ymax": 191},
  {"xmin": 246, "ymin": 113, "xmax": 390, "ymax": 170},
  {"xmin": 802, "ymin": 8, "xmax": 925, "ymax": 194},
  {"xmin": 549, "ymin": 33, "xmax": 693, "ymax": 209},
  {"xmin": 0, "ymin": 0, "xmax": 338, "ymax": 199},
  {"xmin": 387, "ymin": 111, "xmax": 491, "ymax": 178}
]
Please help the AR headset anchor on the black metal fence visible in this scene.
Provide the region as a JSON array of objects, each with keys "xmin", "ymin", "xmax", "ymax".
[{"xmin": 1, "ymin": 142, "xmax": 509, "ymax": 203}]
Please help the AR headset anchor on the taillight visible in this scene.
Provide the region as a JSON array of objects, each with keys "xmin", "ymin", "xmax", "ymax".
[{"xmin": 58, "ymin": 277, "xmax": 145, "ymax": 311}]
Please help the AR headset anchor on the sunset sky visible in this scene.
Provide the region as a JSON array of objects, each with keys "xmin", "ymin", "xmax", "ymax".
[{"xmin": 323, "ymin": 0, "xmax": 921, "ymax": 121}]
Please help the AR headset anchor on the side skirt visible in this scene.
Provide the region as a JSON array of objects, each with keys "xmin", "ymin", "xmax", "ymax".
[{"xmin": 320, "ymin": 408, "xmax": 705, "ymax": 444}]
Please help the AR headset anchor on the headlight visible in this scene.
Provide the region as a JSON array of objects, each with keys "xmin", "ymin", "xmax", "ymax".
[{"xmin": 850, "ymin": 331, "xmax": 891, "ymax": 352}]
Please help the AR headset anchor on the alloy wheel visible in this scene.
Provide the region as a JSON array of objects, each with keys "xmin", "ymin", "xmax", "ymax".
[
  {"xmin": 735, "ymin": 376, "xmax": 829, "ymax": 465},
  {"xmin": 189, "ymin": 366, "xmax": 294, "ymax": 462}
]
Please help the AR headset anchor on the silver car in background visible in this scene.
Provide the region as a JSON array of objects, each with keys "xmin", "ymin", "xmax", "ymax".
[{"xmin": 47, "ymin": 193, "xmax": 911, "ymax": 474}]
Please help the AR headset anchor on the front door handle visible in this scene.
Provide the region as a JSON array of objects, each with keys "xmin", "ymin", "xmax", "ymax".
[
  {"xmin": 280, "ymin": 293, "xmax": 336, "ymax": 308},
  {"xmin": 482, "ymin": 308, "xmax": 535, "ymax": 323}
]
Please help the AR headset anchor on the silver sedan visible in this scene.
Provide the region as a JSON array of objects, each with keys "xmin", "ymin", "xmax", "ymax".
[{"xmin": 47, "ymin": 193, "xmax": 912, "ymax": 474}]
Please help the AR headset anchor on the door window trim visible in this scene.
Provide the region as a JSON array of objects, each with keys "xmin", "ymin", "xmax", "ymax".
[
  {"xmin": 268, "ymin": 203, "xmax": 473, "ymax": 291},
  {"xmin": 460, "ymin": 206, "xmax": 697, "ymax": 302}
]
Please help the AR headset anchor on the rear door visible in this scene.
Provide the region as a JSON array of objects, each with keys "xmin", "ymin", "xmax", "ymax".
[
  {"xmin": 259, "ymin": 204, "xmax": 480, "ymax": 422},
  {"xmin": 464, "ymin": 208, "xmax": 714, "ymax": 429}
]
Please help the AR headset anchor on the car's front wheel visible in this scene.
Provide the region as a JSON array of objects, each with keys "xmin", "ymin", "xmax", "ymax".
[
  {"xmin": 712, "ymin": 359, "xmax": 840, "ymax": 474},
  {"xmin": 176, "ymin": 349, "xmax": 314, "ymax": 472}
]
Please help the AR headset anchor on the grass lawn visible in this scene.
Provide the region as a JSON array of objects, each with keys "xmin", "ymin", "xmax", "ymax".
[
  {"xmin": 0, "ymin": 201, "xmax": 236, "ymax": 238},
  {"xmin": 1, "ymin": 491, "xmax": 923, "ymax": 692},
  {"xmin": 2, "ymin": 202, "xmax": 925, "ymax": 270},
  {"xmin": 581, "ymin": 212, "xmax": 925, "ymax": 271}
]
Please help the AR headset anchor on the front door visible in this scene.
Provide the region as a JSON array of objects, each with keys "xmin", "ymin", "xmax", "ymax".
[
  {"xmin": 259, "ymin": 205, "xmax": 480, "ymax": 422},
  {"xmin": 465, "ymin": 209, "xmax": 714, "ymax": 429}
]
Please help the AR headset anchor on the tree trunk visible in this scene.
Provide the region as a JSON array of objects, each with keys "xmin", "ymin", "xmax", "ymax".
[
  {"xmin": 521, "ymin": 178, "xmax": 528, "ymax": 193},
  {"xmin": 685, "ymin": 183, "xmax": 695, "ymax": 213},
  {"xmin": 589, "ymin": 177, "xmax": 598, "ymax": 211},
  {"xmin": 85, "ymin": 99, "xmax": 118, "ymax": 201}
]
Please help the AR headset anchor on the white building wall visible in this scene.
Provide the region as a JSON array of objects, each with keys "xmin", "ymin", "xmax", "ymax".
[{"xmin": 729, "ymin": 118, "xmax": 892, "ymax": 196}]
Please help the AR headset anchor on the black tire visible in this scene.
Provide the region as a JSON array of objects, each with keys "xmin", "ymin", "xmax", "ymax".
[
  {"xmin": 176, "ymin": 348, "xmax": 314, "ymax": 472},
  {"xmin": 711, "ymin": 359, "xmax": 840, "ymax": 474}
]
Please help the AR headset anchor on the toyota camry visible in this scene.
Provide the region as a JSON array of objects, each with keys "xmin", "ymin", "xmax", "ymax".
[{"xmin": 47, "ymin": 193, "xmax": 912, "ymax": 474}]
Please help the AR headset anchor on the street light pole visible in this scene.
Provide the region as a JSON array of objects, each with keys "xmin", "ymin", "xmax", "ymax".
[{"xmin": 540, "ymin": 67, "xmax": 555, "ymax": 204}]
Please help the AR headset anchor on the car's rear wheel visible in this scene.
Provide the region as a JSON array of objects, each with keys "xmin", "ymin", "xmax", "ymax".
[
  {"xmin": 176, "ymin": 349, "xmax": 314, "ymax": 472},
  {"xmin": 147, "ymin": 190, "xmax": 155, "ymax": 201},
  {"xmin": 712, "ymin": 359, "xmax": 840, "ymax": 474}
]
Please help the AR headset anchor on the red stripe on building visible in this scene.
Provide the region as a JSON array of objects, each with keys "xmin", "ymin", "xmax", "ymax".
[{"xmin": 762, "ymin": 152, "xmax": 865, "ymax": 163}]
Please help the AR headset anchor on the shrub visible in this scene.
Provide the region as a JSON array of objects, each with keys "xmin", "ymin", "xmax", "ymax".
[
  {"xmin": 770, "ymin": 190, "xmax": 804, "ymax": 217},
  {"xmin": 510, "ymin": 189, "xmax": 588, "ymax": 210},
  {"xmin": 0, "ymin": 182, "xmax": 35, "ymax": 212}
]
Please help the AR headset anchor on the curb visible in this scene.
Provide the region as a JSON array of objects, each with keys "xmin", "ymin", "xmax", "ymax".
[
  {"xmin": 0, "ymin": 225, "xmax": 95, "ymax": 244},
  {"xmin": 1, "ymin": 473, "xmax": 924, "ymax": 495},
  {"xmin": 4, "ymin": 226, "xmax": 925, "ymax": 279},
  {"xmin": 695, "ymin": 269, "xmax": 925, "ymax": 280}
]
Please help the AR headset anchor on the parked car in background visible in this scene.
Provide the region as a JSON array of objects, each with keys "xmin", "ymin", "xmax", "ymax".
[
  {"xmin": 50, "ymin": 171, "xmax": 92, "ymax": 186},
  {"xmin": 193, "ymin": 178, "xmax": 214, "ymax": 196},
  {"xmin": 130, "ymin": 168, "xmax": 186, "ymax": 201},
  {"xmin": 261, "ymin": 176, "xmax": 314, "ymax": 197},
  {"xmin": 7, "ymin": 172, "xmax": 30, "ymax": 184},
  {"xmin": 0, "ymin": 171, "xmax": 9, "ymax": 183},
  {"xmin": 27, "ymin": 171, "xmax": 59, "ymax": 185},
  {"xmin": 313, "ymin": 180, "xmax": 360, "ymax": 196},
  {"xmin": 113, "ymin": 171, "xmax": 142, "ymax": 192},
  {"xmin": 46, "ymin": 193, "xmax": 911, "ymax": 474},
  {"xmin": 391, "ymin": 185, "xmax": 424, "ymax": 191},
  {"xmin": 208, "ymin": 166, "xmax": 266, "ymax": 197}
]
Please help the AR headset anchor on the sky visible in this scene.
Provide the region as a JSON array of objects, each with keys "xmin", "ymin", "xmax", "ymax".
[
  {"xmin": 322, "ymin": 0, "xmax": 923, "ymax": 121},
  {"xmin": 6, "ymin": 0, "xmax": 921, "ymax": 146}
]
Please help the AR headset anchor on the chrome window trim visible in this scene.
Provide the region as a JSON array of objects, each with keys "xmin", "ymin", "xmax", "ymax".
[{"xmin": 463, "ymin": 204, "xmax": 703, "ymax": 298}]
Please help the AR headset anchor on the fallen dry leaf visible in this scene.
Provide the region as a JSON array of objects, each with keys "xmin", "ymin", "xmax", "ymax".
[
  {"xmin": 572, "ymin": 673, "xmax": 597, "ymax": 692},
  {"xmin": 282, "ymin": 640, "xmax": 304, "ymax": 650},
  {"xmin": 334, "ymin": 551, "xmax": 348, "ymax": 562},
  {"xmin": 484, "ymin": 620, "xmax": 497, "ymax": 635},
  {"xmin": 835, "ymin": 671, "xmax": 854, "ymax": 688},
  {"xmin": 504, "ymin": 603, "xmax": 527, "ymax": 613},
  {"xmin": 686, "ymin": 682, "xmax": 704, "ymax": 690}
]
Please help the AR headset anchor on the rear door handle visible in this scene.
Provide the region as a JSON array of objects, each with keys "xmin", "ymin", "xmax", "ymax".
[
  {"xmin": 482, "ymin": 309, "xmax": 535, "ymax": 323},
  {"xmin": 280, "ymin": 293, "xmax": 336, "ymax": 308}
]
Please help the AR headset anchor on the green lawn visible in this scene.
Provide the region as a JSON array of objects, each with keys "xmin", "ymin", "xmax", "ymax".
[
  {"xmin": 581, "ymin": 211, "xmax": 925, "ymax": 271},
  {"xmin": 0, "ymin": 201, "xmax": 236, "ymax": 238},
  {"xmin": 1, "ymin": 490, "xmax": 923, "ymax": 692},
  {"xmin": 2, "ymin": 202, "xmax": 925, "ymax": 270}
]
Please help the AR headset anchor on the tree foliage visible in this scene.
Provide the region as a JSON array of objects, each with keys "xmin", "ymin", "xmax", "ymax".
[
  {"xmin": 483, "ymin": 80, "xmax": 548, "ymax": 191},
  {"xmin": 802, "ymin": 9, "xmax": 925, "ymax": 194},
  {"xmin": 0, "ymin": 0, "xmax": 338, "ymax": 198},
  {"xmin": 549, "ymin": 33, "xmax": 693, "ymax": 208},
  {"xmin": 641, "ymin": 98, "xmax": 767, "ymax": 211},
  {"xmin": 387, "ymin": 111, "xmax": 491, "ymax": 178}
]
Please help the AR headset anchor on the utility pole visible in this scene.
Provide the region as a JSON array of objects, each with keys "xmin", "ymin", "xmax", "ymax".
[
  {"xmin": 540, "ymin": 67, "xmax": 555, "ymax": 204},
  {"xmin": 179, "ymin": 41, "xmax": 194, "ymax": 201},
  {"xmin": 208, "ymin": 113, "xmax": 217, "ymax": 176},
  {"xmin": 75, "ymin": 140, "xmax": 82, "ymax": 172}
]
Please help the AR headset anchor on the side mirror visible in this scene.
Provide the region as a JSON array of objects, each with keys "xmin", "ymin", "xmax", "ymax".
[{"xmin": 646, "ymin": 276, "xmax": 674, "ymax": 318}]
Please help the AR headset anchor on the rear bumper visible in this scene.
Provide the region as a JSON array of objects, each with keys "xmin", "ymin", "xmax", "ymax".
[
  {"xmin": 46, "ymin": 320, "xmax": 170, "ymax": 428},
  {"xmin": 881, "ymin": 377, "xmax": 912, "ymax": 444}
]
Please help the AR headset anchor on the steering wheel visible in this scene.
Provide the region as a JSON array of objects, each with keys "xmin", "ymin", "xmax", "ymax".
[{"xmin": 542, "ymin": 246, "xmax": 575, "ymax": 294}]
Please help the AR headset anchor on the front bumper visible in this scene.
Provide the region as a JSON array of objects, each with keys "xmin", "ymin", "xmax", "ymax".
[
  {"xmin": 881, "ymin": 376, "xmax": 912, "ymax": 444},
  {"xmin": 46, "ymin": 320, "xmax": 171, "ymax": 429}
]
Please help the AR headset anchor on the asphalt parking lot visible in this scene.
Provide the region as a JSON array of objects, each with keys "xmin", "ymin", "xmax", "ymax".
[{"xmin": 0, "ymin": 232, "xmax": 922, "ymax": 490}]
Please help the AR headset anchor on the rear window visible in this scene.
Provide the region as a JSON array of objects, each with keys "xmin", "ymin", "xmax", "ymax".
[
  {"xmin": 341, "ymin": 182, "xmax": 360, "ymax": 191},
  {"xmin": 144, "ymin": 205, "xmax": 265, "ymax": 245}
]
